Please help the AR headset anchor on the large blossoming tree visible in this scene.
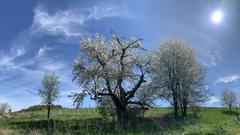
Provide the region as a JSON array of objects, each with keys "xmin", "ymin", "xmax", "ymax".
[{"xmin": 72, "ymin": 34, "xmax": 152, "ymax": 123}]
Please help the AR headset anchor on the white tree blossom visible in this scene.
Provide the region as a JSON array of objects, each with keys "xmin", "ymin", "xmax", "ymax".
[
  {"xmin": 72, "ymin": 33, "xmax": 150, "ymax": 123},
  {"xmin": 149, "ymin": 38, "xmax": 209, "ymax": 118}
]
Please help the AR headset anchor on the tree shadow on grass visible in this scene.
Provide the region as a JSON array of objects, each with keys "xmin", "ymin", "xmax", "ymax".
[
  {"xmin": 9, "ymin": 114, "xmax": 199, "ymax": 135},
  {"xmin": 222, "ymin": 110, "xmax": 239, "ymax": 116},
  {"xmin": 142, "ymin": 113, "xmax": 199, "ymax": 132}
]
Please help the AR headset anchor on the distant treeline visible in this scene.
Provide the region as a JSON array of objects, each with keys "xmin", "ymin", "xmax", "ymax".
[{"xmin": 16, "ymin": 104, "xmax": 63, "ymax": 113}]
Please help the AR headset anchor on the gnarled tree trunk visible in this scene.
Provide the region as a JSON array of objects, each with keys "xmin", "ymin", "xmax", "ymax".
[
  {"xmin": 183, "ymin": 101, "xmax": 187, "ymax": 118},
  {"xmin": 116, "ymin": 106, "xmax": 128, "ymax": 124},
  {"xmin": 173, "ymin": 99, "xmax": 179, "ymax": 118},
  {"xmin": 112, "ymin": 95, "xmax": 129, "ymax": 124},
  {"xmin": 229, "ymin": 105, "xmax": 232, "ymax": 112},
  {"xmin": 172, "ymin": 90, "xmax": 179, "ymax": 118},
  {"xmin": 47, "ymin": 104, "xmax": 51, "ymax": 119}
]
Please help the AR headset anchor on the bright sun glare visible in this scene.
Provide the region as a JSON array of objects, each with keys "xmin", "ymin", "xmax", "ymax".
[{"xmin": 211, "ymin": 10, "xmax": 223, "ymax": 24}]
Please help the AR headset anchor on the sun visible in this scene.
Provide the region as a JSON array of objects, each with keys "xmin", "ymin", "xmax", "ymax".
[{"xmin": 211, "ymin": 10, "xmax": 223, "ymax": 24}]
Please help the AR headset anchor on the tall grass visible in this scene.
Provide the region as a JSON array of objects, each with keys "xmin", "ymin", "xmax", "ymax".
[{"xmin": 0, "ymin": 108, "xmax": 239, "ymax": 135}]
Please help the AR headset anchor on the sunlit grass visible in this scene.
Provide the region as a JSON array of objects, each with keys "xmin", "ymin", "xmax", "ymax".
[{"xmin": 0, "ymin": 107, "xmax": 239, "ymax": 134}]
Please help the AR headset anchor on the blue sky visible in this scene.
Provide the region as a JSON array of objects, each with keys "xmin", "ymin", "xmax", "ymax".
[{"xmin": 0, "ymin": 0, "xmax": 240, "ymax": 111}]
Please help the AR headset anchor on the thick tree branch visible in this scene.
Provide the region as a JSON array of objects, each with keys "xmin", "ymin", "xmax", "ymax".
[
  {"xmin": 127, "ymin": 101, "xmax": 151, "ymax": 109},
  {"xmin": 126, "ymin": 74, "xmax": 146, "ymax": 101}
]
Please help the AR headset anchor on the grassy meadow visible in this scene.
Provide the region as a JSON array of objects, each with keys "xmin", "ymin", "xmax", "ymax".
[{"xmin": 0, "ymin": 108, "xmax": 239, "ymax": 135}]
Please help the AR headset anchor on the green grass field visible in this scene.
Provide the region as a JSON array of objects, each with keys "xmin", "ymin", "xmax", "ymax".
[{"xmin": 0, "ymin": 108, "xmax": 239, "ymax": 135}]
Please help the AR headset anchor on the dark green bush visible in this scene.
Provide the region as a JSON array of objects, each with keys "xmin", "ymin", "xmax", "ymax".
[
  {"xmin": 97, "ymin": 97, "xmax": 146, "ymax": 121},
  {"xmin": 97, "ymin": 97, "xmax": 116, "ymax": 119},
  {"xmin": 127, "ymin": 107, "xmax": 146, "ymax": 119}
]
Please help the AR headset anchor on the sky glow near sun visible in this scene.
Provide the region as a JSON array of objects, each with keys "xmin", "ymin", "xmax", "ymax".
[{"xmin": 211, "ymin": 9, "xmax": 223, "ymax": 24}]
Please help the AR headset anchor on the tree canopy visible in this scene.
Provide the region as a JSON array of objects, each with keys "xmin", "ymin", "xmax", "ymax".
[
  {"xmin": 149, "ymin": 38, "xmax": 209, "ymax": 118},
  {"xmin": 72, "ymin": 33, "xmax": 151, "ymax": 123}
]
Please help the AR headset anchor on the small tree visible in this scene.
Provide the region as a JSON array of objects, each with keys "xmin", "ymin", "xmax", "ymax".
[
  {"xmin": 39, "ymin": 73, "xmax": 60, "ymax": 119},
  {"xmin": 221, "ymin": 89, "xmax": 237, "ymax": 111},
  {"xmin": 0, "ymin": 103, "xmax": 11, "ymax": 117}
]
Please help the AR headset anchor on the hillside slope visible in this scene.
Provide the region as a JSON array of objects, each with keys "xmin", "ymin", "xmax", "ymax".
[{"xmin": 0, "ymin": 108, "xmax": 239, "ymax": 135}]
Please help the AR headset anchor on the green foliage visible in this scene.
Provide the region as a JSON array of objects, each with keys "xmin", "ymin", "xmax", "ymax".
[
  {"xmin": 97, "ymin": 97, "xmax": 116, "ymax": 119},
  {"xmin": 97, "ymin": 97, "xmax": 147, "ymax": 121},
  {"xmin": 190, "ymin": 106, "xmax": 201, "ymax": 118},
  {"xmin": 39, "ymin": 73, "xmax": 60, "ymax": 105},
  {"xmin": 185, "ymin": 125, "xmax": 229, "ymax": 135},
  {"xmin": 127, "ymin": 106, "xmax": 146, "ymax": 119}
]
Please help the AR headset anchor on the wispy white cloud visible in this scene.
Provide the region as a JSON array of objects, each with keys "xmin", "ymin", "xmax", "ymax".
[
  {"xmin": 0, "ymin": 3, "xmax": 116, "ymax": 79},
  {"xmin": 32, "ymin": 6, "xmax": 130, "ymax": 37},
  {"xmin": 205, "ymin": 48, "xmax": 223, "ymax": 67},
  {"xmin": 36, "ymin": 47, "xmax": 67, "ymax": 72},
  {"xmin": 41, "ymin": 60, "xmax": 66, "ymax": 72},
  {"xmin": 214, "ymin": 75, "xmax": 240, "ymax": 85},
  {"xmin": 0, "ymin": 46, "xmax": 26, "ymax": 68},
  {"xmin": 195, "ymin": 34, "xmax": 223, "ymax": 67},
  {"xmin": 206, "ymin": 96, "xmax": 220, "ymax": 104},
  {"xmin": 0, "ymin": 54, "xmax": 12, "ymax": 67},
  {"xmin": 37, "ymin": 46, "xmax": 53, "ymax": 58},
  {"xmin": 0, "ymin": 4, "xmax": 130, "ymax": 72},
  {"xmin": 11, "ymin": 46, "xmax": 26, "ymax": 57}
]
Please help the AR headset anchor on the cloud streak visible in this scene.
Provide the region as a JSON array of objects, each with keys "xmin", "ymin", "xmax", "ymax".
[
  {"xmin": 0, "ymin": 46, "xmax": 26, "ymax": 69},
  {"xmin": 206, "ymin": 96, "xmax": 220, "ymax": 105},
  {"xmin": 33, "ymin": 6, "xmax": 130, "ymax": 37},
  {"xmin": 214, "ymin": 75, "xmax": 240, "ymax": 85}
]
